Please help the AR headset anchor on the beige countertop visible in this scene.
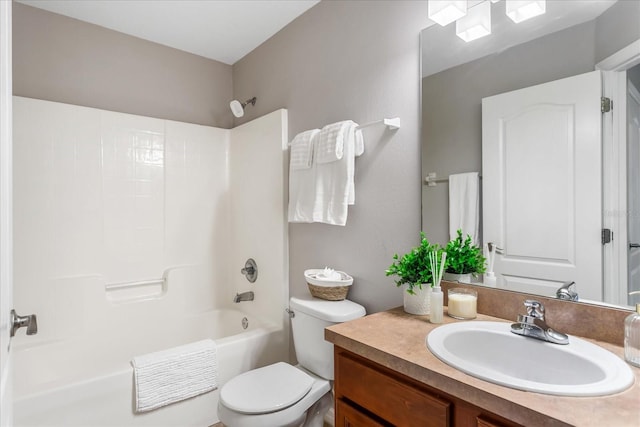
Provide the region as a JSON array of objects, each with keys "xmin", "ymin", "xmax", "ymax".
[{"xmin": 325, "ymin": 307, "xmax": 640, "ymax": 427}]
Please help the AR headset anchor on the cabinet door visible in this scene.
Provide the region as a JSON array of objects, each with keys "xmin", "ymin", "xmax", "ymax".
[
  {"xmin": 336, "ymin": 351, "xmax": 450, "ymax": 426},
  {"xmin": 336, "ymin": 399, "xmax": 388, "ymax": 427}
]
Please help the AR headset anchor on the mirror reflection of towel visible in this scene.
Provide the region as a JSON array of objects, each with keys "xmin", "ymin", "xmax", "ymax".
[{"xmin": 449, "ymin": 172, "xmax": 480, "ymax": 244}]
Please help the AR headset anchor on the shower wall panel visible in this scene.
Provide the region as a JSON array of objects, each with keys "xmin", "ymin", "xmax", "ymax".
[{"xmin": 12, "ymin": 97, "xmax": 231, "ymax": 345}]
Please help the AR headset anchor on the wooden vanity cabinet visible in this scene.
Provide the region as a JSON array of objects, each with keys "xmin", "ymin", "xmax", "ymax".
[{"xmin": 334, "ymin": 348, "xmax": 523, "ymax": 427}]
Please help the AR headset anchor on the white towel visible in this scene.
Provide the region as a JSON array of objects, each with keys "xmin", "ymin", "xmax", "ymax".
[
  {"xmin": 348, "ymin": 128, "xmax": 362, "ymax": 205},
  {"xmin": 354, "ymin": 129, "xmax": 364, "ymax": 157},
  {"xmin": 312, "ymin": 121, "xmax": 357, "ymax": 225},
  {"xmin": 289, "ymin": 129, "xmax": 319, "ymax": 170},
  {"xmin": 449, "ymin": 172, "xmax": 480, "ymax": 245},
  {"xmin": 131, "ymin": 339, "xmax": 218, "ymax": 413},
  {"xmin": 315, "ymin": 121, "xmax": 349, "ymax": 164},
  {"xmin": 288, "ymin": 129, "xmax": 320, "ymax": 222},
  {"xmin": 288, "ymin": 121, "xmax": 360, "ymax": 225}
]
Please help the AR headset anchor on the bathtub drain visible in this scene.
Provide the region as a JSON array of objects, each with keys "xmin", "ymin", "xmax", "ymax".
[{"xmin": 242, "ymin": 317, "xmax": 249, "ymax": 330}]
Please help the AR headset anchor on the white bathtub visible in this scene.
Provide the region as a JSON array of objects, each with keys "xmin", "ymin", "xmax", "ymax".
[{"xmin": 13, "ymin": 309, "xmax": 287, "ymax": 427}]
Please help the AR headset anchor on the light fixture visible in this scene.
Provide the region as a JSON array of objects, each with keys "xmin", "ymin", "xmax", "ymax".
[
  {"xmin": 456, "ymin": 1, "xmax": 491, "ymax": 42},
  {"xmin": 505, "ymin": 0, "xmax": 546, "ymax": 23},
  {"xmin": 428, "ymin": 0, "xmax": 467, "ymax": 27}
]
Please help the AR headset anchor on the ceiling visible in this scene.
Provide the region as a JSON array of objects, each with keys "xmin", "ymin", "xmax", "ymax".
[{"xmin": 17, "ymin": 0, "xmax": 320, "ymax": 65}]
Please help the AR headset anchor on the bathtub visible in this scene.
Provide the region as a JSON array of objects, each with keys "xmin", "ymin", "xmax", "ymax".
[{"xmin": 12, "ymin": 309, "xmax": 287, "ymax": 427}]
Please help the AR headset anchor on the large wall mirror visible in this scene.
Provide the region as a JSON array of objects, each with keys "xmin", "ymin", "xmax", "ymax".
[{"xmin": 421, "ymin": 0, "xmax": 640, "ymax": 310}]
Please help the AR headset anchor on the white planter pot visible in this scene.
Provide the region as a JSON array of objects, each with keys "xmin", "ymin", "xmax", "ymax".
[
  {"xmin": 403, "ymin": 284, "xmax": 432, "ymax": 315},
  {"xmin": 443, "ymin": 272, "xmax": 472, "ymax": 284}
]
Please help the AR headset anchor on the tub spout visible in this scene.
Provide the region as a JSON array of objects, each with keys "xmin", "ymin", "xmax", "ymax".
[{"xmin": 234, "ymin": 291, "xmax": 254, "ymax": 303}]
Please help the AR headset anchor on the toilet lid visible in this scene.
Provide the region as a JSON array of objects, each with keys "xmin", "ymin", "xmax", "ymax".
[{"xmin": 220, "ymin": 362, "xmax": 314, "ymax": 415}]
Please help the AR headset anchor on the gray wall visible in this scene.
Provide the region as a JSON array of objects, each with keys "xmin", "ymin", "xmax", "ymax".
[
  {"xmin": 595, "ymin": 0, "xmax": 640, "ymax": 64},
  {"xmin": 13, "ymin": 1, "xmax": 428, "ymax": 314},
  {"xmin": 233, "ymin": 0, "xmax": 427, "ymax": 313},
  {"xmin": 13, "ymin": 3, "xmax": 233, "ymax": 128},
  {"xmin": 421, "ymin": 1, "xmax": 640, "ymax": 246}
]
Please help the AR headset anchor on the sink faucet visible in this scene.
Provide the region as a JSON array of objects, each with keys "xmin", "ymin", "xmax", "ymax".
[
  {"xmin": 233, "ymin": 291, "xmax": 254, "ymax": 303},
  {"xmin": 511, "ymin": 300, "xmax": 569, "ymax": 345},
  {"xmin": 556, "ymin": 281, "xmax": 578, "ymax": 301}
]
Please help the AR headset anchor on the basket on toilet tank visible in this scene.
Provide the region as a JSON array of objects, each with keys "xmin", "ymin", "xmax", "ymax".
[{"xmin": 304, "ymin": 268, "xmax": 353, "ymax": 301}]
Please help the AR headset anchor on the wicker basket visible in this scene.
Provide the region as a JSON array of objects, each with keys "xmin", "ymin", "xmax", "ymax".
[
  {"xmin": 304, "ymin": 269, "xmax": 353, "ymax": 301},
  {"xmin": 307, "ymin": 283, "xmax": 350, "ymax": 301}
]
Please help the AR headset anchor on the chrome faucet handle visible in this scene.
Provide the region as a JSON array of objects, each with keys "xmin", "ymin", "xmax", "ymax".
[
  {"xmin": 556, "ymin": 281, "xmax": 578, "ymax": 301},
  {"xmin": 240, "ymin": 258, "xmax": 258, "ymax": 283},
  {"xmin": 523, "ymin": 300, "xmax": 545, "ymax": 319},
  {"xmin": 10, "ymin": 310, "xmax": 38, "ymax": 337},
  {"xmin": 512, "ymin": 300, "xmax": 569, "ymax": 345}
]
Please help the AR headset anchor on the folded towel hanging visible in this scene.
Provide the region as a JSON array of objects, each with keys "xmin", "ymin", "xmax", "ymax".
[
  {"xmin": 288, "ymin": 121, "xmax": 358, "ymax": 225},
  {"xmin": 313, "ymin": 121, "xmax": 358, "ymax": 225},
  {"xmin": 354, "ymin": 129, "xmax": 364, "ymax": 157},
  {"xmin": 315, "ymin": 121, "xmax": 350, "ymax": 164},
  {"xmin": 288, "ymin": 129, "xmax": 320, "ymax": 222},
  {"xmin": 131, "ymin": 339, "xmax": 218, "ymax": 413},
  {"xmin": 449, "ymin": 172, "xmax": 480, "ymax": 245},
  {"xmin": 289, "ymin": 129, "xmax": 319, "ymax": 170}
]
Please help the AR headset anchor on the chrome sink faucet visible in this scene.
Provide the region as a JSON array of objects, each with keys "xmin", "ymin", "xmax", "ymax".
[
  {"xmin": 556, "ymin": 281, "xmax": 578, "ymax": 301},
  {"xmin": 511, "ymin": 300, "xmax": 569, "ymax": 345},
  {"xmin": 233, "ymin": 291, "xmax": 254, "ymax": 303}
]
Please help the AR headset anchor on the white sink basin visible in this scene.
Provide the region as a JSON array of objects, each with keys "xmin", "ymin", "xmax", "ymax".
[{"xmin": 426, "ymin": 321, "xmax": 635, "ymax": 396}]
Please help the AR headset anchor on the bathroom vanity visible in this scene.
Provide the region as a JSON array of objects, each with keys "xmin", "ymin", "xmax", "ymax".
[
  {"xmin": 326, "ymin": 305, "xmax": 640, "ymax": 426},
  {"xmin": 334, "ymin": 346, "xmax": 519, "ymax": 427}
]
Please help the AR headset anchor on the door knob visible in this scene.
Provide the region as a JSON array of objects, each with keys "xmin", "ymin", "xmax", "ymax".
[{"xmin": 10, "ymin": 309, "xmax": 38, "ymax": 337}]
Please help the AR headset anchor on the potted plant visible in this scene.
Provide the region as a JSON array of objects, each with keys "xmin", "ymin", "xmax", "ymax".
[
  {"xmin": 386, "ymin": 233, "xmax": 442, "ymax": 315},
  {"xmin": 443, "ymin": 229, "xmax": 486, "ymax": 283}
]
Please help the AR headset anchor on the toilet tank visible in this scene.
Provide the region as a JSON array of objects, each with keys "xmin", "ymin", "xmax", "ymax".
[{"xmin": 289, "ymin": 296, "xmax": 365, "ymax": 380}]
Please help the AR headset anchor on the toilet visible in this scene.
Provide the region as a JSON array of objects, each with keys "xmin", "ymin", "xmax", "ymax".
[{"xmin": 217, "ymin": 296, "xmax": 366, "ymax": 427}]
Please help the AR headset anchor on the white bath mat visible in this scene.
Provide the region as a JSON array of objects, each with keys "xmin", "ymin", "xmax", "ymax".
[{"xmin": 131, "ymin": 339, "xmax": 218, "ymax": 412}]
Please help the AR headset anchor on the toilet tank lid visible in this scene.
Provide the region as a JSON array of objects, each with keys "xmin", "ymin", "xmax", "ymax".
[{"xmin": 290, "ymin": 296, "xmax": 366, "ymax": 322}]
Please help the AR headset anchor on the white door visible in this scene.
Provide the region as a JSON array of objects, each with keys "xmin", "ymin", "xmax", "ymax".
[
  {"xmin": 0, "ymin": 1, "xmax": 12, "ymax": 425},
  {"xmin": 628, "ymin": 80, "xmax": 640, "ymax": 306},
  {"xmin": 483, "ymin": 70, "xmax": 603, "ymax": 300}
]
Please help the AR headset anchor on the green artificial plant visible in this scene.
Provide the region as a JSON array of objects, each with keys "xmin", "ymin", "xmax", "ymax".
[
  {"xmin": 444, "ymin": 229, "xmax": 486, "ymax": 275},
  {"xmin": 386, "ymin": 232, "xmax": 443, "ymax": 295}
]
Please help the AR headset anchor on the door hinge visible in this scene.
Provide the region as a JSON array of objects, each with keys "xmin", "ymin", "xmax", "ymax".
[
  {"xmin": 602, "ymin": 228, "xmax": 613, "ymax": 245},
  {"xmin": 601, "ymin": 97, "xmax": 612, "ymax": 113}
]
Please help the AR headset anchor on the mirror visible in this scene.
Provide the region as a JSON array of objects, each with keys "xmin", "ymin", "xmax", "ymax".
[{"xmin": 420, "ymin": 0, "xmax": 639, "ymax": 309}]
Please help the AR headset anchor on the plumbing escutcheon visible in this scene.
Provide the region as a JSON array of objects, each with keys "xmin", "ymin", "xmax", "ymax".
[{"xmin": 241, "ymin": 258, "xmax": 258, "ymax": 283}]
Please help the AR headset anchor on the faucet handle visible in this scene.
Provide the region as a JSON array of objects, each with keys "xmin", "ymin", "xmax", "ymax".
[{"xmin": 524, "ymin": 300, "xmax": 545, "ymax": 319}]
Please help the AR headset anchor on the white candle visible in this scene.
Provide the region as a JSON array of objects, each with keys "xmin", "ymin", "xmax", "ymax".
[{"xmin": 448, "ymin": 292, "xmax": 477, "ymax": 319}]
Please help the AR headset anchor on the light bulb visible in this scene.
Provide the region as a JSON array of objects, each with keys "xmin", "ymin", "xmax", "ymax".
[
  {"xmin": 428, "ymin": 0, "xmax": 467, "ymax": 27},
  {"xmin": 506, "ymin": 0, "xmax": 546, "ymax": 24}
]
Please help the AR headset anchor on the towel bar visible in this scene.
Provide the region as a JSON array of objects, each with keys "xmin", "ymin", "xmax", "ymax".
[
  {"xmin": 424, "ymin": 172, "xmax": 482, "ymax": 187},
  {"xmin": 356, "ymin": 117, "xmax": 401, "ymax": 131}
]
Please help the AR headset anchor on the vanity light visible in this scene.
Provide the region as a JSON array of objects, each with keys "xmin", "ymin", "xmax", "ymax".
[
  {"xmin": 428, "ymin": 0, "xmax": 467, "ymax": 27},
  {"xmin": 505, "ymin": 0, "xmax": 546, "ymax": 23},
  {"xmin": 456, "ymin": 1, "xmax": 491, "ymax": 42}
]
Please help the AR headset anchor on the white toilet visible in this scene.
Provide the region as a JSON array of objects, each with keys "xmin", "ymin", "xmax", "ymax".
[{"xmin": 217, "ymin": 296, "xmax": 366, "ymax": 427}]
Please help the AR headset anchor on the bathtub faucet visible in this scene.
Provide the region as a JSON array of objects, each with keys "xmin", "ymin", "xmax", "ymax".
[{"xmin": 234, "ymin": 291, "xmax": 254, "ymax": 303}]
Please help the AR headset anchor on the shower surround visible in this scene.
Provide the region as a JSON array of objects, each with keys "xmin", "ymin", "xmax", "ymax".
[{"xmin": 11, "ymin": 97, "xmax": 289, "ymax": 426}]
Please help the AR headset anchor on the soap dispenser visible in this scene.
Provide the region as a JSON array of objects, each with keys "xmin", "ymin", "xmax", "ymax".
[{"xmin": 625, "ymin": 304, "xmax": 640, "ymax": 367}]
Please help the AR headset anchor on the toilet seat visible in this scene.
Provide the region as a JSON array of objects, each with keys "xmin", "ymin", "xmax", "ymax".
[{"xmin": 220, "ymin": 362, "xmax": 314, "ymax": 414}]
